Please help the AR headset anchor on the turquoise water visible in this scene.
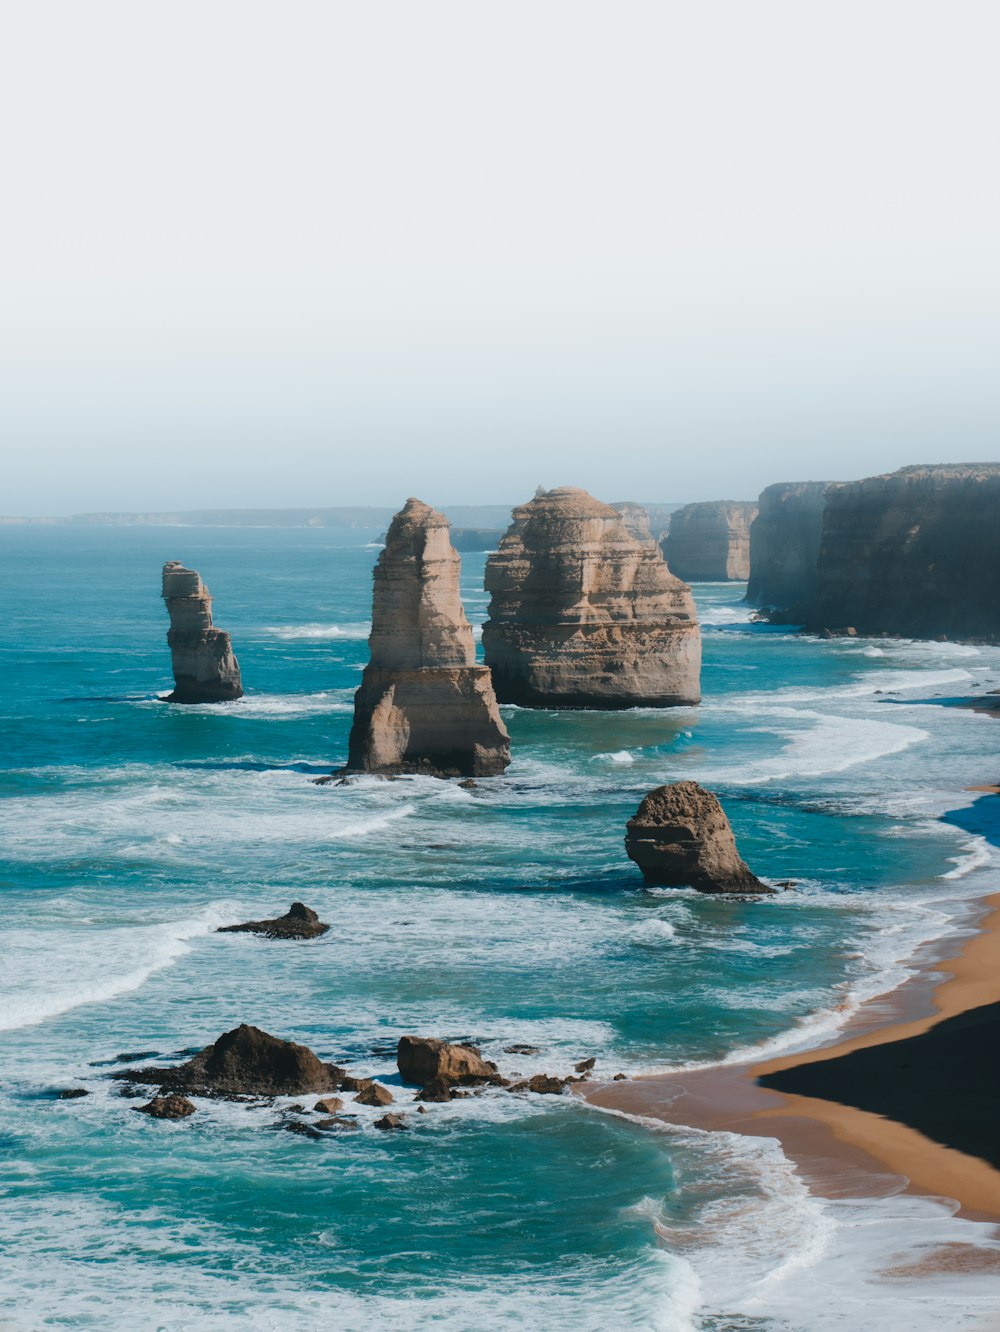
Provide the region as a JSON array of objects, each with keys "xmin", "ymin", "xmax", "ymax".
[{"xmin": 3, "ymin": 525, "xmax": 1000, "ymax": 1329}]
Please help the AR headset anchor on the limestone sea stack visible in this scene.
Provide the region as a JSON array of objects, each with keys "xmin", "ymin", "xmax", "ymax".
[
  {"xmin": 161, "ymin": 562, "xmax": 243, "ymax": 703},
  {"xmin": 745, "ymin": 482, "xmax": 829, "ymax": 611},
  {"xmin": 662, "ymin": 501, "xmax": 758, "ymax": 581},
  {"xmin": 806, "ymin": 463, "xmax": 1000, "ymax": 640},
  {"xmin": 625, "ymin": 781, "xmax": 771, "ymax": 893},
  {"xmin": 346, "ymin": 499, "xmax": 511, "ymax": 777},
  {"xmin": 482, "ymin": 488, "xmax": 701, "ymax": 708}
]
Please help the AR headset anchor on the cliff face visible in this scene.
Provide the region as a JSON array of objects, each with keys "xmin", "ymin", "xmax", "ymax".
[
  {"xmin": 662, "ymin": 501, "xmax": 758, "ymax": 581},
  {"xmin": 482, "ymin": 487, "xmax": 701, "ymax": 708},
  {"xmin": 808, "ymin": 464, "xmax": 1000, "ymax": 639},
  {"xmin": 745, "ymin": 482, "xmax": 829, "ymax": 609},
  {"xmin": 161, "ymin": 562, "xmax": 243, "ymax": 703},
  {"xmin": 347, "ymin": 498, "xmax": 511, "ymax": 776}
]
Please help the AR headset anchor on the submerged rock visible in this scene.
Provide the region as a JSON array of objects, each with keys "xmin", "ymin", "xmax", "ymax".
[
  {"xmin": 373, "ymin": 1113, "xmax": 408, "ymax": 1131},
  {"xmin": 345, "ymin": 499, "xmax": 510, "ymax": 777},
  {"xmin": 354, "ymin": 1083, "xmax": 394, "ymax": 1107},
  {"xmin": 745, "ymin": 482, "xmax": 829, "ymax": 611},
  {"xmin": 482, "ymin": 487, "xmax": 701, "ymax": 708},
  {"xmin": 509, "ymin": 1074, "xmax": 567, "ymax": 1095},
  {"xmin": 315, "ymin": 1115, "xmax": 360, "ymax": 1132},
  {"xmin": 136, "ymin": 1094, "xmax": 196, "ymax": 1119},
  {"xmin": 56, "ymin": 1088, "xmax": 91, "ymax": 1100},
  {"xmin": 117, "ymin": 1025, "xmax": 344, "ymax": 1097},
  {"xmin": 662, "ymin": 501, "xmax": 758, "ymax": 582},
  {"xmin": 397, "ymin": 1036, "xmax": 498, "ymax": 1086},
  {"xmin": 217, "ymin": 902, "xmax": 329, "ymax": 940},
  {"xmin": 161, "ymin": 562, "xmax": 243, "ymax": 703},
  {"xmin": 625, "ymin": 781, "xmax": 772, "ymax": 894}
]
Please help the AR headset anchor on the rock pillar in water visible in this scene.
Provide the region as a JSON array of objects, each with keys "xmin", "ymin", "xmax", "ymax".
[
  {"xmin": 482, "ymin": 487, "xmax": 701, "ymax": 708},
  {"xmin": 662, "ymin": 501, "xmax": 758, "ymax": 581},
  {"xmin": 161, "ymin": 562, "xmax": 243, "ymax": 703},
  {"xmin": 346, "ymin": 498, "xmax": 511, "ymax": 777},
  {"xmin": 625, "ymin": 782, "xmax": 770, "ymax": 893}
]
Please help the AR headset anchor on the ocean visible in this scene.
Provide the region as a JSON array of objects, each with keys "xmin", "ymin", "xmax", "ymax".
[{"xmin": 2, "ymin": 523, "xmax": 1000, "ymax": 1330}]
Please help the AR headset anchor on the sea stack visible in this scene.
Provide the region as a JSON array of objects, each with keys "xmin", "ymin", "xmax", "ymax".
[
  {"xmin": 346, "ymin": 498, "xmax": 511, "ymax": 777},
  {"xmin": 482, "ymin": 487, "xmax": 701, "ymax": 708},
  {"xmin": 625, "ymin": 781, "xmax": 770, "ymax": 893},
  {"xmin": 745, "ymin": 482, "xmax": 829, "ymax": 611},
  {"xmin": 161, "ymin": 562, "xmax": 243, "ymax": 703},
  {"xmin": 807, "ymin": 463, "xmax": 1000, "ymax": 639},
  {"xmin": 662, "ymin": 501, "xmax": 758, "ymax": 581}
]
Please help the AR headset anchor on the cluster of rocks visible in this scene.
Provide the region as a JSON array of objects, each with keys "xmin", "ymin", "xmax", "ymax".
[
  {"xmin": 217, "ymin": 902, "xmax": 329, "ymax": 940},
  {"xmin": 662, "ymin": 501, "xmax": 758, "ymax": 582},
  {"xmin": 161, "ymin": 561, "xmax": 243, "ymax": 703}
]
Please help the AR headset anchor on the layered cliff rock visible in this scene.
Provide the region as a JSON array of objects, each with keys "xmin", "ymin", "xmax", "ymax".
[
  {"xmin": 745, "ymin": 482, "xmax": 829, "ymax": 609},
  {"xmin": 346, "ymin": 499, "xmax": 511, "ymax": 776},
  {"xmin": 662, "ymin": 501, "xmax": 758, "ymax": 581},
  {"xmin": 625, "ymin": 781, "xmax": 770, "ymax": 893},
  {"xmin": 482, "ymin": 487, "xmax": 701, "ymax": 708},
  {"xmin": 807, "ymin": 464, "xmax": 1000, "ymax": 639},
  {"xmin": 161, "ymin": 562, "xmax": 243, "ymax": 703}
]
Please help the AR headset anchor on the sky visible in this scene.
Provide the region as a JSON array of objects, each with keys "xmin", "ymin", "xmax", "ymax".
[{"xmin": 3, "ymin": 1, "xmax": 999, "ymax": 514}]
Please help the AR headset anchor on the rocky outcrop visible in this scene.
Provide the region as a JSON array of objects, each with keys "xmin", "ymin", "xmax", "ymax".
[
  {"xmin": 745, "ymin": 483, "xmax": 829, "ymax": 610},
  {"xmin": 397, "ymin": 1036, "xmax": 498, "ymax": 1086},
  {"xmin": 482, "ymin": 487, "xmax": 701, "ymax": 708},
  {"xmin": 346, "ymin": 499, "xmax": 511, "ymax": 777},
  {"xmin": 136, "ymin": 1094, "xmax": 196, "ymax": 1119},
  {"xmin": 662, "ymin": 502, "xmax": 758, "ymax": 581},
  {"xmin": 217, "ymin": 902, "xmax": 329, "ymax": 940},
  {"xmin": 625, "ymin": 781, "xmax": 771, "ymax": 893},
  {"xmin": 806, "ymin": 464, "xmax": 1000, "ymax": 640},
  {"xmin": 117, "ymin": 1025, "xmax": 344, "ymax": 1097},
  {"xmin": 161, "ymin": 562, "xmax": 243, "ymax": 703}
]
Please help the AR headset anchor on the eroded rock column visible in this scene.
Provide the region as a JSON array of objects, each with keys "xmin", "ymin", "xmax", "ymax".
[{"xmin": 162, "ymin": 562, "xmax": 243, "ymax": 703}]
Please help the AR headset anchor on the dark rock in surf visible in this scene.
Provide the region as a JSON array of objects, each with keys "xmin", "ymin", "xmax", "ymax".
[
  {"xmin": 397, "ymin": 1036, "xmax": 500, "ymax": 1087},
  {"xmin": 136, "ymin": 1094, "xmax": 196, "ymax": 1119},
  {"xmin": 217, "ymin": 902, "xmax": 329, "ymax": 940}
]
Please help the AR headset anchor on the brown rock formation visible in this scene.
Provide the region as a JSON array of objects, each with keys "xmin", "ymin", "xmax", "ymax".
[
  {"xmin": 354, "ymin": 1083, "xmax": 394, "ymax": 1106},
  {"xmin": 807, "ymin": 464, "xmax": 1000, "ymax": 640},
  {"xmin": 161, "ymin": 562, "xmax": 243, "ymax": 703},
  {"xmin": 625, "ymin": 781, "xmax": 771, "ymax": 893},
  {"xmin": 610, "ymin": 502, "xmax": 652, "ymax": 541},
  {"xmin": 662, "ymin": 501, "xmax": 758, "ymax": 581},
  {"xmin": 117, "ymin": 1025, "xmax": 344, "ymax": 1097},
  {"xmin": 135, "ymin": 1094, "xmax": 196, "ymax": 1119},
  {"xmin": 746, "ymin": 482, "xmax": 829, "ymax": 610},
  {"xmin": 217, "ymin": 902, "xmax": 329, "ymax": 940},
  {"xmin": 374, "ymin": 1113, "xmax": 408, "ymax": 1130},
  {"xmin": 397, "ymin": 1036, "xmax": 498, "ymax": 1086},
  {"xmin": 482, "ymin": 487, "xmax": 701, "ymax": 708},
  {"xmin": 346, "ymin": 499, "xmax": 510, "ymax": 777}
]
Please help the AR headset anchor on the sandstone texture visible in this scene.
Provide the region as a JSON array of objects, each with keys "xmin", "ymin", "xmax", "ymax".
[
  {"xmin": 397, "ymin": 1036, "xmax": 498, "ymax": 1086},
  {"xmin": 217, "ymin": 902, "xmax": 329, "ymax": 940},
  {"xmin": 482, "ymin": 488, "xmax": 701, "ymax": 708},
  {"xmin": 662, "ymin": 501, "xmax": 758, "ymax": 581},
  {"xmin": 745, "ymin": 483, "xmax": 829, "ymax": 610},
  {"xmin": 161, "ymin": 562, "xmax": 243, "ymax": 703},
  {"xmin": 118, "ymin": 1025, "xmax": 344, "ymax": 1097},
  {"xmin": 806, "ymin": 464, "xmax": 1000, "ymax": 640},
  {"xmin": 625, "ymin": 781, "xmax": 770, "ymax": 893},
  {"xmin": 610, "ymin": 502, "xmax": 652, "ymax": 541},
  {"xmin": 346, "ymin": 499, "xmax": 511, "ymax": 777}
]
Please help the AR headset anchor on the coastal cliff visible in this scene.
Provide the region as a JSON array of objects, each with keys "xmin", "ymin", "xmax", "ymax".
[
  {"xmin": 745, "ymin": 482, "xmax": 829, "ymax": 609},
  {"xmin": 346, "ymin": 498, "xmax": 510, "ymax": 776},
  {"xmin": 161, "ymin": 562, "xmax": 243, "ymax": 703},
  {"xmin": 662, "ymin": 501, "xmax": 757, "ymax": 581},
  {"xmin": 482, "ymin": 487, "xmax": 701, "ymax": 708},
  {"xmin": 807, "ymin": 463, "xmax": 1000, "ymax": 639}
]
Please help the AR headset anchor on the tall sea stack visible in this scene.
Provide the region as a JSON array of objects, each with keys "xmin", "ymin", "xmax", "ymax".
[
  {"xmin": 161, "ymin": 562, "xmax": 243, "ymax": 703},
  {"xmin": 482, "ymin": 487, "xmax": 701, "ymax": 708},
  {"xmin": 807, "ymin": 463, "xmax": 1000, "ymax": 639},
  {"xmin": 346, "ymin": 498, "xmax": 511, "ymax": 777},
  {"xmin": 662, "ymin": 501, "xmax": 758, "ymax": 581},
  {"xmin": 746, "ymin": 482, "xmax": 829, "ymax": 610}
]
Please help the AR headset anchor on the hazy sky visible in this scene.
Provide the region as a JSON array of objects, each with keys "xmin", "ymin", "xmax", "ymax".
[{"xmin": 4, "ymin": 2, "xmax": 999, "ymax": 514}]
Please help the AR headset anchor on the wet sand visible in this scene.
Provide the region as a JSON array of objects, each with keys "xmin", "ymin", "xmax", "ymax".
[{"xmin": 585, "ymin": 890, "xmax": 1000, "ymax": 1221}]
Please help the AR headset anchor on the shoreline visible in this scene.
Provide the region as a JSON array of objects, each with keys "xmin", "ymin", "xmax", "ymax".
[{"xmin": 584, "ymin": 884, "xmax": 1000, "ymax": 1223}]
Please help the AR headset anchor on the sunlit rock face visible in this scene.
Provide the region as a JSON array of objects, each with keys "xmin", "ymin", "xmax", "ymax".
[
  {"xmin": 482, "ymin": 487, "xmax": 701, "ymax": 709},
  {"xmin": 662, "ymin": 501, "xmax": 758, "ymax": 582},
  {"xmin": 161, "ymin": 562, "xmax": 243, "ymax": 703},
  {"xmin": 346, "ymin": 498, "xmax": 511, "ymax": 777},
  {"xmin": 745, "ymin": 482, "xmax": 829, "ymax": 610}
]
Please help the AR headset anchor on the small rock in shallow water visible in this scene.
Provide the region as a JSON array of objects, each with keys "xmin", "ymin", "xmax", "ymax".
[
  {"xmin": 136, "ymin": 1095, "xmax": 196, "ymax": 1120},
  {"xmin": 574, "ymin": 1058, "xmax": 596, "ymax": 1073},
  {"xmin": 339, "ymin": 1075, "xmax": 373, "ymax": 1093},
  {"xmin": 56, "ymin": 1088, "xmax": 91, "ymax": 1100},
  {"xmin": 613, "ymin": 1073, "xmax": 627, "ymax": 1081},
  {"xmin": 313, "ymin": 1096, "xmax": 343, "ymax": 1114},
  {"xmin": 281, "ymin": 1120, "xmax": 324, "ymax": 1139},
  {"xmin": 315, "ymin": 1116, "xmax": 360, "ymax": 1132},
  {"xmin": 509, "ymin": 1074, "xmax": 567, "ymax": 1096},
  {"xmin": 503, "ymin": 1044, "xmax": 540, "ymax": 1055},
  {"xmin": 374, "ymin": 1113, "xmax": 407, "ymax": 1131},
  {"xmin": 415, "ymin": 1077, "xmax": 456, "ymax": 1103},
  {"xmin": 217, "ymin": 902, "xmax": 329, "ymax": 940},
  {"xmin": 354, "ymin": 1083, "xmax": 394, "ymax": 1107}
]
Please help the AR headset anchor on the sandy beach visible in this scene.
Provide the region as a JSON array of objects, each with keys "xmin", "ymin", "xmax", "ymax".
[{"xmin": 585, "ymin": 883, "xmax": 1000, "ymax": 1222}]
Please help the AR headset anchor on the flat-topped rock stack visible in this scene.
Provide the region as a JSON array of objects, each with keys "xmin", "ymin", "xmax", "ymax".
[
  {"xmin": 482, "ymin": 487, "xmax": 701, "ymax": 708},
  {"xmin": 346, "ymin": 498, "xmax": 511, "ymax": 777},
  {"xmin": 161, "ymin": 562, "xmax": 243, "ymax": 703},
  {"xmin": 662, "ymin": 501, "xmax": 758, "ymax": 581},
  {"xmin": 745, "ymin": 482, "xmax": 830, "ymax": 611}
]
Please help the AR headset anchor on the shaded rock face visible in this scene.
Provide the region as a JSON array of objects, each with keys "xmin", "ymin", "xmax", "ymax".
[
  {"xmin": 136, "ymin": 1094, "xmax": 196, "ymax": 1119},
  {"xmin": 162, "ymin": 562, "xmax": 243, "ymax": 703},
  {"xmin": 397, "ymin": 1036, "xmax": 497, "ymax": 1086},
  {"xmin": 346, "ymin": 499, "xmax": 511, "ymax": 777},
  {"xmin": 662, "ymin": 502, "xmax": 758, "ymax": 582},
  {"xmin": 482, "ymin": 488, "xmax": 701, "ymax": 708},
  {"xmin": 807, "ymin": 464, "xmax": 1000, "ymax": 640},
  {"xmin": 625, "ymin": 781, "xmax": 770, "ymax": 893},
  {"xmin": 217, "ymin": 902, "xmax": 329, "ymax": 940},
  {"xmin": 609, "ymin": 502, "xmax": 652, "ymax": 541},
  {"xmin": 119, "ymin": 1025, "xmax": 343, "ymax": 1097},
  {"xmin": 745, "ymin": 483, "xmax": 829, "ymax": 610}
]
